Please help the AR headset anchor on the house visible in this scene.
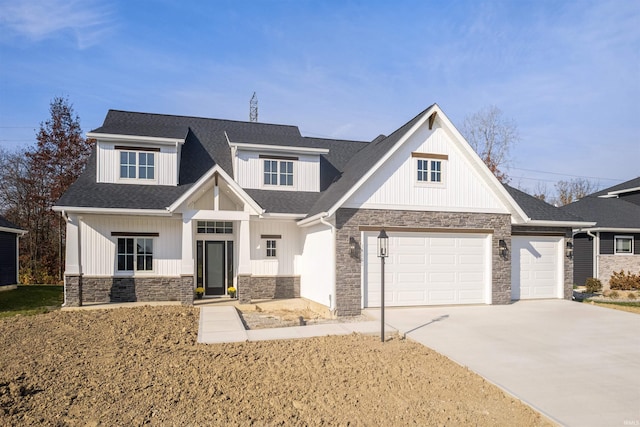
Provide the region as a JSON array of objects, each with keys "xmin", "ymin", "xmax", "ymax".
[
  {"xmin": 560, "ymin": 177, "xmax": 640, "ymax": 288},
  {"xmin": 53, "ymin": 104, "xmax": 592, "ymax": 315},
  {"xmin": 0, "ymin": 215, "xmax": 25, "ymax": 287}
]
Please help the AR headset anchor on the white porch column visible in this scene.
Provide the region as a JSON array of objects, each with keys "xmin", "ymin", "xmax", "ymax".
[
  {"xmin": 181, "ymin": 217, "xmax": 194, "ymax": 275},
  {"xmin": 65, "ymin": 214, "xmax": 81, "ymax": 275},
  {"xmin": 238, "ymin": 218, "xmax": 251, "ymax": 275}
]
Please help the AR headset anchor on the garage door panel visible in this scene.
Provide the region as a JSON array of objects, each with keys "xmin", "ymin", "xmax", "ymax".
[
  {"xmin": 364, "ymin": 232, "xmax": 489, "ymax": 307},
  {"xmin": 512, "ymin": 236, "xmax": 562, "ymax": 300}
]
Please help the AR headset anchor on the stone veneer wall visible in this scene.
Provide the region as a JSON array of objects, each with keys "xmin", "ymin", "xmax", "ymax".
[
  {"xmin": 63, "ymin": 275, "xmax": 194, "ymax": 307},
  {"xmin": 236, "ymin": 275, "xmax": 300, "ymax": 304},
  {"xmin": 334, "ymin": 208, "xmax": 512, "ymax": 317},
  {"xmin": 511, "ymin": 225, "xmax": 573, "ymax": 299},
  {"xmin": 598, "ymin": 255, "xmax": 640, "ymax": 289}
]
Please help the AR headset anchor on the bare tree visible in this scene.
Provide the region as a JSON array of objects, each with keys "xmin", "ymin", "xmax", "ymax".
[
  {"xmin": 555, "ymin": 178, "xmax": 600, "ymax": 206},
  {"xmin": 531, "ymin": 181, "xmax": 551, "ymax": 202},
  {"xmin": 460, "ymin": 105, "xmax": 519, "ymax": 183}
]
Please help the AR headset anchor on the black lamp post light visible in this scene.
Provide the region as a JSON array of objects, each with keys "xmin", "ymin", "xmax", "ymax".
[{"xmin": 377, "ymin": 229, "xmax": 389, "ymax": 343}]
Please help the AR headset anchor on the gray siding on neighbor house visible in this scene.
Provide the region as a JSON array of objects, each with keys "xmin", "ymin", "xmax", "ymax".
[
  {"xmin": 599, "ymin": 233, "xmax": 640, "ymax": 255},
  {"xmin": 0, "ymin": 231, "xmax": 17, "ymax": 286},
  {"xmin": 573, "ymin": 233, "xmax": 594, "ymax": 287}
]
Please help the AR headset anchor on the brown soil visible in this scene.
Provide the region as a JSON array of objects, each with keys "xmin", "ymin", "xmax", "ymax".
[{"xmin": 0, "ymin": 306, "xmax": 553, "ymax": 426}]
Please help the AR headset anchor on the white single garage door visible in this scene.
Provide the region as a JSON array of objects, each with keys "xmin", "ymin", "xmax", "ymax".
[
  {"xmin": 511, "ymin": 236, "xmax": 563, "ymax": 300},
  {"xmin": 363, "ymin": 232, "xmax": 490, "ymax": 307}
]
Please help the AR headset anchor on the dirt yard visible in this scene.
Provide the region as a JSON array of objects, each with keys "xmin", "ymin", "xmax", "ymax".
[{"xmin": 0, "ymin": 306, "xmax": 552, "ymax": 426}]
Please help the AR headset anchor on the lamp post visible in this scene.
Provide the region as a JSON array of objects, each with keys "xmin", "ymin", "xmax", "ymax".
[{"xmin": 377, "ymin": 229, "xmax": 389, "ymax": 343}]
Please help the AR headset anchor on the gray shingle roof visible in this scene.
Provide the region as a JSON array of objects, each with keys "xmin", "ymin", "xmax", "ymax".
[
  {"xmin": 56, "ymin": 110, "xmax": 369, "ymax": 213},
  {"xmin": 0, "ymin": 215, "xmax": 23, "ymax": 232},
  {"xmin": 560, "ymin": 177, "xmax": 640, "ymax": 229},
  {"xmin": 504, "ymin": 185, "xmax": 585, "ymax": 222},
  {"xmin": 591, "ymin": 177, "xmax": 640, "ymax": 197},
  {"xmin": 561, "ymin": 196, "xmax": 640, "ymax": 229}
]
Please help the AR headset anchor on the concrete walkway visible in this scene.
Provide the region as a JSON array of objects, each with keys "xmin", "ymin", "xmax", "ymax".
[
  {"xmin": 366, "ymin": 300, "xmax": 640, "ymax": 427},
  {"xmin": 197, "ymin": 306, "xmax": 395, "ymax": 343}
]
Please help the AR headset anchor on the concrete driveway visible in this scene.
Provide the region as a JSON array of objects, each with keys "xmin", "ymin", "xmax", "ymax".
[{"xmin": 366, "ymin": 300, "xmax": 640, "ymax": 427}]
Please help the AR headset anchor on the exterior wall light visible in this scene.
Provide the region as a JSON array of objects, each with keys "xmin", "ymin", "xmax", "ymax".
[
  {"xmin": 498, "ymin": 239, "xmax": 508, "ymax": 259},
  {"xmin": 566, "ymin": 241, "xmax": 573, "ymax": 258},
  {"xmin": 349, "ymin": 237, "xmax": 358, "ymax": 258}
]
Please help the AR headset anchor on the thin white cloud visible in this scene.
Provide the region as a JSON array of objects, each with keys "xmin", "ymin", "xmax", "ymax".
[{"xmin": 0, "ymin": 0, "xmax": 113, "ymax": 49}]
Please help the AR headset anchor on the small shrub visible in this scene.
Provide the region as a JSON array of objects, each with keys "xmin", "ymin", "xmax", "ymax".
[
  {"xmin": 609, "ymin": 290, "xmax": 620, "ymax": 299},
  {"xmin": 609, "ymin": 270, "xmax": 640, "ymax": 291},
  {"xmin": 628, "ymin": 292, "xmax": 637, "ymax": 300},
  {"xmin": 585, "ymin": 278, "xmax": 602, "ymax": 293}
]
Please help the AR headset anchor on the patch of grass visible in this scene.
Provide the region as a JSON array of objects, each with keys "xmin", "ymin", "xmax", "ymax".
[
  {"xmin": 584, "ymin": 299, "xmax": 640, "ymax": 315},
  {"xmin": 0, "ymin": 285, "xmax": 63, "ymax": 318}
]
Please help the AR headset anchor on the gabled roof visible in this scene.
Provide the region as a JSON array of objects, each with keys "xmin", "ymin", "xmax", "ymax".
[
  {"xmin": 504, "ymin": 185, "xmax": 586, "ymax": 223},
  {"xmin": 55, "ymin": 110, "xmax": 369, "ymax": 214},
  {"xmin": 591, "ymin": 177, "xmax": 640, "ymax": 197},
  {"xmin": 560, "ymin": 176, "xmax": 640, "ymax": 230},
  {"xmin": 0, "ymin": 215, "xmax": 25, "ymax": 234},
  {"xmin": 304, "ymin": 106, "xmax": 431, "ymax": 218}
]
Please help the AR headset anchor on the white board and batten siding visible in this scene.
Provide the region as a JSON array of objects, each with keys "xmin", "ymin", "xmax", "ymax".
[
  {"xmin": 299, "ymin": 223, "xmax": 335, "ymax": 308},
  {"xmin": 96, "ymin": 142, "xmax": 179, "ymax": 186},
  {"xmin": 79, "ymin": 215, "xmax": 182, "ymax": 276},
  {"xmin": 249, "ymin": 220, "xmax": 302, "ymax": 276},
  {"xmin": 511, "ymin": 236, "xmax": 563, "ymax": 300},
  {"xmin": 344, "ymin": 126, "xmax": 508, "ymax": 213},
  {"xmin": 363, "ymin": 231, "xmax": 491, "ymax": 307},
  {"xmin": 235, "ymin": 150, "xmax": 320, "ymax": 192}
]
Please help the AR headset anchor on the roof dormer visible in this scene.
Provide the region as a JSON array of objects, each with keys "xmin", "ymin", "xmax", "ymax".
[{"xmin": 88, "ymin": 130, "xmax": 187, "ymax": 186}]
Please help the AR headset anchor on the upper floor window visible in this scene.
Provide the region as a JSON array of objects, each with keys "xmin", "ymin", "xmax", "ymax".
[
  {"xmin": 413, "ymin": 153, "xmax": 447, "ymax": 185},
  {"xmin": 263, "ymin": 159, "xmax": 294, "ymax": 187},
  {"xmin": 615, "ymin": 236, "xmax": 633, "ymax": 254},
  {"xmin": 119, "ymin": 150, "xmax": 155, "ymax": 180}
]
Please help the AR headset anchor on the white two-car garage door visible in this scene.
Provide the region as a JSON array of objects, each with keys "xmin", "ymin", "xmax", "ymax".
[
  {"xmin": 511, "ymin": 236, "xmax": 563, "ymax": 300},
  {"xmin": 363, "ymin": 232, "xmax": 491, "ymax": 307}
]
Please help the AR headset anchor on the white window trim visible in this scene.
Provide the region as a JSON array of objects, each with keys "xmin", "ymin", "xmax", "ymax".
[
  {"xmin": 266, "ymin": 239, "xmax": 277, "ymax": 258},
  {"xmin": 614, "ymin": 235, "xmax": 634, "ymax": 255},
  {"xmin": 415, "ymin": 158, "xmax": 446, "ymax": 187},
  {"xmin": 262, "ymin": 159, "xmax": 296, "ymax": 190},
  {"xmin": 115, "ymin": 236, "xmax": 156, "ymax": 276},
  {"xmin": 117, "ymin": 150, "xmax": 158, "ymax": 184}
]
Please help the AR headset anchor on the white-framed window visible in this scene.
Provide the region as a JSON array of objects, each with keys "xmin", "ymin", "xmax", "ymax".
[
  {"xmin": 266, "ymin": 239, "xmax": 277, "ymax": 257},
  {"xmin": 117, "ymin": 237, "xmax": 154, "ymax": 271},
  {"xmin": 119, "ymin": 150, "xmax": 155, "ymax": 180},
  {"xmin": 416, "ymin": 159, "xmax": 443, "ymax": 183},
  {"xmin": 615, "ymin": 236, "xmax": 633, "ymax": 254},
  {"xmin": 263, "ymin": 159, "xmax": 294, "ymax": 187},
  {"xmin": 196, "ymin": 221, "xmax": 233, "ymax": 234}
]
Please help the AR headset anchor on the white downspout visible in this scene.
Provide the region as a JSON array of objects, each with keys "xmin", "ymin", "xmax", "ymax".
[{"xmin": 319, "ymin": 214, "xmax": 337, "ymax": 314}]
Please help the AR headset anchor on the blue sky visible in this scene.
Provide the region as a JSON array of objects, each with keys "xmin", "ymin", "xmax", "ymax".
[{"xmin": 0, "ymin": 0, "xmax": 638, "ymax": 195}]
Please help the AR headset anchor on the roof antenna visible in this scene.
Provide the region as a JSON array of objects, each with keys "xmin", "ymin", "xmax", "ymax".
[{"xmin": 249, "ymin": 92, "xmax": 258, "ymax": 122}]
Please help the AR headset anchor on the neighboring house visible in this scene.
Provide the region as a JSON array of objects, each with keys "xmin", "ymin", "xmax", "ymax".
[
  {"xmin": 561, "ymin": 177, "xmax": 640, "ymax": 288},
  {"xmin": 53, "ymin": 104, "xmax": 592, "ymax": 315},
  {"xmin": 0, "ymin": 216, "xmax": 26, "ymax": 287}
]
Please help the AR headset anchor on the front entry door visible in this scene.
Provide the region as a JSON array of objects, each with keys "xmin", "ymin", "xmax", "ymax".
[{"xmin": 205, "ymin": 241, "xmax": 225, "ymax": 295}]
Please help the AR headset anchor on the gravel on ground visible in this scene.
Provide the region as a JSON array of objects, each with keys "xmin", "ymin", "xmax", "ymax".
[{"xmin": 0, "ymin": 306, "xmax": 553, "ymax": 426}]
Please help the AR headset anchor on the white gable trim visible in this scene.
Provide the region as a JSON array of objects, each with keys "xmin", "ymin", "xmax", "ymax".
[
  {"xmin": 87, "ymin": 132, "xmax": 185, "ymax": 146},
  {"xmin": 167, "ymin": 164, "xmax": 263, "ymax": 215},
  {"xmin": 323, "ymin": 104, "xmax": 529, "ymax": 223},
  {"xmin": 0, "ymin": 226, "xmax": 26, "ymax": 235}
]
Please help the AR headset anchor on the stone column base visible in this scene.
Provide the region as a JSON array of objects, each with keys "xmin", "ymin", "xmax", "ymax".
[{"xmin": 64, "ymin": 274, "xmax": 83, "ymax": 307}]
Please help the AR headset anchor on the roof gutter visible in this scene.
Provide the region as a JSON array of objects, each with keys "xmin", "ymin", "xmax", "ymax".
[
  {"xmin": 51, "ymin": 206, "xmax": 173, "ymax": 217},
  {"xmin": 526, "ymin": 219, "xmax": 597, "ymax": 228},
  {"xmin": 297, "ymin": 211, "xmax": 329, "ymax": 227},
  {"xmin": 0, "ymin": 226, "xmax": 27, "ymax": 235},
  {"xmin": 574, "ymin": 227, "xmax": 640, "ymax": 233}
]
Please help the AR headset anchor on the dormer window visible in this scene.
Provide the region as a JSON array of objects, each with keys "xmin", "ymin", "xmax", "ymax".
[
  {"xmin": 262, "ymin": 157, "xmax": 295, "ymax": 187},
  {"xmin": 117, "ymin": 146, "xmax": 158, "ymax": 181}
]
